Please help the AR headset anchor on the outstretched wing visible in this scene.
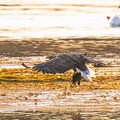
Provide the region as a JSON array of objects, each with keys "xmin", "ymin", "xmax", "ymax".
[{"xmin": 32, "ymin": 53, "xmax": 86, "ymax": 74}]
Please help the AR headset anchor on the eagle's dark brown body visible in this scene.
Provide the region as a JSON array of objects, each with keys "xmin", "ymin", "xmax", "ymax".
[{"xmin": 71, "ymin": 70, "xmax": 82, "ymax": 87}]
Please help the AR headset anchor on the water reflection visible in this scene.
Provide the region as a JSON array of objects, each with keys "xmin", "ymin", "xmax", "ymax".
[{"xmin": 0, "ymin": 110, "xmax": 120, "ymax": 120}]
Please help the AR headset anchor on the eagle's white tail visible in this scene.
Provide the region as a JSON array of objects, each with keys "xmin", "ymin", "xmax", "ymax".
[{"xmin": 76, "ymin": 65, "xmax": 95, "ymax": 81}]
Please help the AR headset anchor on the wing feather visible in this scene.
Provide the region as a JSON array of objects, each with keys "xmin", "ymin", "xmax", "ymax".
[
  {"xmin": 32, "ymin": 53, "xmax": 100, "ymax": 74},
  {"xmin": 32, "ymin": 53, "xmax": 80, "ymax": 73},
  {"xmin": 42, "ymin": 67, "xmax": 53, "ymax": 73}
]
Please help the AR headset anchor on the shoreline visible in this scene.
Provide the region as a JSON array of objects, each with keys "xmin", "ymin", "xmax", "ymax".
[{"xmin": 0, "ymin": 39, "xmax": 120, "ymax": 57}]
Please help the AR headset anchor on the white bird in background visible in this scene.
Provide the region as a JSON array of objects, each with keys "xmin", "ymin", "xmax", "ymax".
[
  {"xmin": 106, "ymin": 5, "xmax": 120, "ymax": 27},
  {"xmin": 107, "ymin": 15, "xmax": 120, "ymax": 27}
]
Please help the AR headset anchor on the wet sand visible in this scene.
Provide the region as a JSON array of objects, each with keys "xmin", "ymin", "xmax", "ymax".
[
  {"xmin": 0, "ymin": 85, "xmax": 120, "ymax": 112},
  {"xmin": 0, "ymin": 39, "xmax": 120, "ymax": 57},
  {"xmin": 0, "ymin": 81, "xmax": 120, "ymax": 119},
  {"xmin": 1, "ymin": 110, "xmax": 120, "ymax": 120}
]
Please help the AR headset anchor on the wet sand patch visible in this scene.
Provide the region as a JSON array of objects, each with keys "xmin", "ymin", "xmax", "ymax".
[{"xmin": 0, "ymin": 39, "xmax": 120, "ymax": 57}]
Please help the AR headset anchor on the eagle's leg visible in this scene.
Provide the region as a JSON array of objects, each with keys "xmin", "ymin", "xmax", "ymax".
[
  {"xmin": 77, "ymin": 80, "xmax": 80, "ymax": 86},
  {"xmin": 70, "ymin": 69, "xmax": 82, "ymax": 89}
]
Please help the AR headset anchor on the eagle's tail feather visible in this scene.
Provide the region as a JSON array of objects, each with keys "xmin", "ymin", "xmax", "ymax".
[{"xmin": 21, "ymin": 62, "xmax": 31, "ymax": 68}]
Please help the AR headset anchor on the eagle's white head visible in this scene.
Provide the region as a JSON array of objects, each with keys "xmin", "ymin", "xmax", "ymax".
[{"xmin": 76, "ymin": 65, "xmax": 95, "ymax": 81}]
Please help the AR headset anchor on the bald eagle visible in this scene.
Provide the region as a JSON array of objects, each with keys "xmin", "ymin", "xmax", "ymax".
[{"xmin": 22, "ymin": 53, "xmax": 101, "ymax": 86}]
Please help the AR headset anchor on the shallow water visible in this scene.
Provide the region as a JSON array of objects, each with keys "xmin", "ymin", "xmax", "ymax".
[{"xmin": 0, "ymin": 0, "xmax": 120, "ymax": 40}]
